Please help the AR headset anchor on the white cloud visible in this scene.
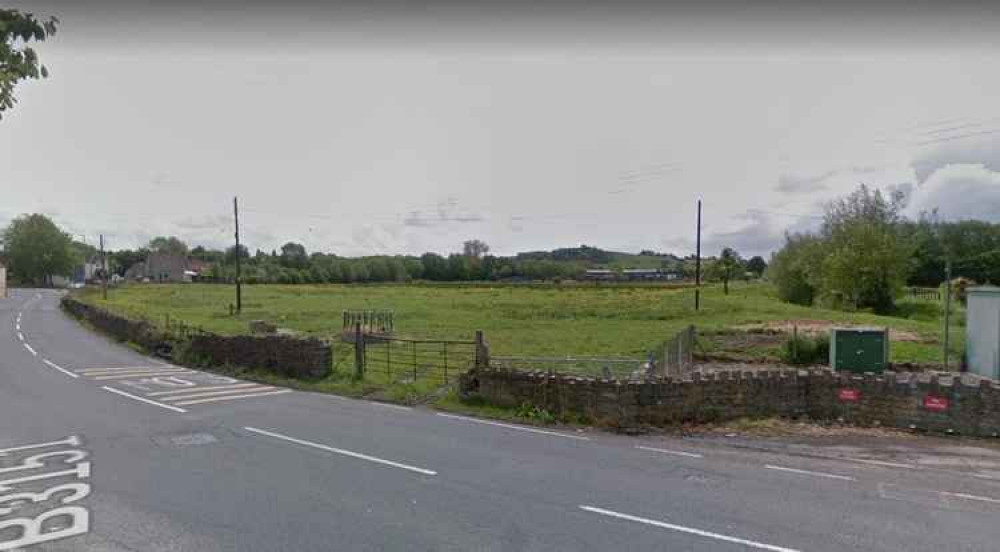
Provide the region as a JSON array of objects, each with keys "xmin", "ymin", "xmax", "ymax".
[{"xmin": 908, "ymin": 164, "xmax": 1000, "ymax": 222}]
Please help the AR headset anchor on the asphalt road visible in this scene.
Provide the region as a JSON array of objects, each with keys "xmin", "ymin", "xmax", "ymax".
[{"xmin": 1, "ymin": 288, "xmax": 999, "ymax": 551}]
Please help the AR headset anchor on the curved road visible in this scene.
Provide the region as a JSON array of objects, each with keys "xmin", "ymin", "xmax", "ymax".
[{"xmin": 1, "ymin": 289, "xmax": 998, "ymax": 551}]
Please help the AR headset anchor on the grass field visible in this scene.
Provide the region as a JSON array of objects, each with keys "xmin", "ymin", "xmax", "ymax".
[{"xmin": 76, "ymin": 281, "xmax": 963, "ymax": 366}]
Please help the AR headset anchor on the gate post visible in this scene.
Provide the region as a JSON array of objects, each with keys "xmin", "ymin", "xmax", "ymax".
[
  {"xmin": 354, "ymin": 323, "xmax": 364, "ymax": 378},
  {"xmin": 475, "ymin": 330, "xmax": 489, "ymax": 369}
]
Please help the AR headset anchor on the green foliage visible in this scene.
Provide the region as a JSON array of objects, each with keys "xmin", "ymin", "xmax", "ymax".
[
  {"xmin": 746, "ymin": 256, "xmax": 767, "ymax": 277},
  {"xmin": 0, "ymin": 9, "xmax": 57, "ymax": 118},
  {"xmin": 780, "ymin": 332, "xmax": 830, "ymax": 365},
  {"xmin": 819, "ymin": 185, "xmax": 910, "ymax": 313},
  {"xmin": 2, "ymin": 213, "xmax": 75, "ymax": 284},
  {"xmin": 515, "ymin": 402, "xmax": 556, "ymax": 424},
  {"xmin": 770, "ymin": 185, "xmax": 912, "ymax": 314},
  {"xmin": 768, "ymin": 233, "xmax": 823, "ymax": 306},
  {"xmin": 147, "ymin": 236, "xmax": 189, "ymax": 256}
]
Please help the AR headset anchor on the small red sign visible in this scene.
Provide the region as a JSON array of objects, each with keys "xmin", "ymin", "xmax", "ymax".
[
  {"xmin": 838, "ymin": 388, "xmax": 861, "ymax": 402},
  {"xmin": 923, "ymin": 395, "xmax": 949, "ymax": 412}
]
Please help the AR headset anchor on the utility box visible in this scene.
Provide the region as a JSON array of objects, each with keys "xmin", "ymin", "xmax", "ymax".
[
  {"xmin": 966, "ymin": 286, "xmax": 1000, "ymax": 380},
  {"xmin": 830, "ymin": 327, "xmax": 889, "ymax": 373}
]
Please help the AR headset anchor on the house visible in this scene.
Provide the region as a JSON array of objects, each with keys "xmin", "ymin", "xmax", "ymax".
[{"xmin": 125, "ymin": 252, "xmax": 208, "ymax": 283}]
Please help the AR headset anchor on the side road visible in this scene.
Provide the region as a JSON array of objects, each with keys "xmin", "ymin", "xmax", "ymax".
[{"xmin": 2, "ymin": 288, "xmax": 999, "ymax": 551}]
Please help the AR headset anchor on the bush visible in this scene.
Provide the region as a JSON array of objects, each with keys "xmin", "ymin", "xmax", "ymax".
[{"xmin": 781, "ymin": 332, "xmax": 830, "ymax": 365}]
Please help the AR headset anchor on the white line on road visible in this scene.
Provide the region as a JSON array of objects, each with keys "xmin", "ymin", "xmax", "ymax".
[
  {"xmin": 843, "ymin": 458, "xmax": 917, "ymax": 470},
  {"xmin": 940, "ymin": 491, "xmax": 1000, "ymax": 505},
  {"xmin": 172, "ymin": 389, "xmax": 292, "ymax": 406},
  {"xmin": 579, "ymin": 506, "xmax": 801, "ymax": 552},
  {"xmin": 147, "ymin": 383, "xmax": 261, "ymax": 396},
  {"xmin": 23, "ymin": 343, "xmax": 37, "ymax": 356},
  {"xmin": 436, "ymin": 413, "xmax": 591, "ymax": 441},
  {"xmin": 764, "ymin": 465, "xmax": 856, "ymax": 481},
  {"xmin": 101, "ymin": 386, "xmax": 187, "ymax": 413},
  {"xmin": 244, "ymin": 427, "xmax": 437, "ymax": 476},
  {"xmin": 17, "ymin": 332, "xmax": 23, "ymax": 341},
  {"xmin": 370, "ymin": 401, "xmax": 413, "ymax": 411},
  {"xmin": 635, "ymin": 445, "xmax": 703, "ymax": 459},
  {"xmin": 91, "ymin": 370, "xmax": 192, "ymax": 381},
  {"xmin": 78, "ymin": 366, "xmax": 169, "ymax": 374},
  {"xmin": 43, "ymin": 359, "xmax": 81, "ymax": 379},
  {"xmin": 158, "ymin": 386, "xmax": 275, "ymax": 402}
]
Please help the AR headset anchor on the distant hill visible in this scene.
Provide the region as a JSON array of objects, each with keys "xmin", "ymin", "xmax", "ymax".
[{"xmin": 514, "ymin": 245, "xmax": 680, "ymax": 269}]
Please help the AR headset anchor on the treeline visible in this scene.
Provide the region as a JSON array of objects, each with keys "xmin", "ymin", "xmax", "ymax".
[{"xmin": 768, "ymin": 184, "xmax": 1000, "ymax": 314}]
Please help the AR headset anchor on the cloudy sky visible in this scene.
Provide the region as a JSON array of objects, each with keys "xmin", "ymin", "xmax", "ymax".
[{"xmin": 2, "ymin": 1, "xmax": 999, "ymax": 257}]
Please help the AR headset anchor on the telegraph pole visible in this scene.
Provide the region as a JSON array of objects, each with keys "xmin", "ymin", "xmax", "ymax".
[
  {"xmin": 695, "ymin": 199, "xmax": 702, "ymax": 311},
  {"xmin": 99, "ymin": 234, "xmax": 108, "ymax": 300},
  {"xmin": 943, "ymin": 259, "xmax": 952, "ymax": 370},
  {"xmin": 234, "ymin": 196, "xmax": 242, "ymax": 314}
]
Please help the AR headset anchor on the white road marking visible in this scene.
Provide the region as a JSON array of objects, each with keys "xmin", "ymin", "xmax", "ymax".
[
  {"xmin": 370, "ymin": 402, "xmax": 413, "ymax": 411},
  {"xmin": 17, "ymin": 332, "xmax": 23, "ymax": 341},
  {"xmin": 172, "ymin": 389, "xmax": 292, "ymax": 406},
  {"xmin": 23, "ymin": 343, "xmax": 37, "ymax": 356},
  {"xmin": 940, "ymin": 491, "xmax": 1000, "ymax": 505},
  {"xmin": 42, "ymin": 360, "xmax": 80, "ymax": 379},
  {"xmin": 77, "ymin": 366, "xmax": 169, "ymax": 374},
  {"xmin": 158, "ymin": 386, "xmax": 275, "ymax": 402},
  {"xmin": 244, "ymin": 426, "xmax": 437, "ymax": 476},
  {"xmin": 580, "ymin": 505, "xmax": 801, "ymax": 552},
  {"xmin": 843, "ymin": 458, "xmax": 917, "ymax": 470},
  {"xmin": 147, "ymin": 383, "xmax": 261, "ymax": 396},
  {"xmin": 764, "ymin": 465, "xmax": 856, "ymax": 481},
  {"xmin": 0, "ymin": 436, "xmax": 80, "ymax": 456},
  {"xmin": 635, "ymin": 445, "xmax": 703, "ymax": 459},
  {"xmin": 436, "ymin": 413, "xmax": 591, "ymax": 441},
  {"xmin": 91, "ymin": 370, "xmax": 192, "ymax": 381},
  {"xmin": 100, "ymin": 386, "xmax": 187, "ymax": 413}
]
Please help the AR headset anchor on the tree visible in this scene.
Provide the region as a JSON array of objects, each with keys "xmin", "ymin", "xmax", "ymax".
[
  {"xmin": 768, "ymin": 233, "xmax": 824, "ymax": 306},
  {"xmin": 716, "ymin": 247, "xmax": 743, "ymax": 295},
  {"xmin": 1, "ymin": 9, "xmax": 57, "ymax": 119},
  {"xmin": 462, "ymin": 239, "xmax": 490, "ymax": 259},
  {"xmin": 109, "ymin": 248, "xmax": 148, "ymax": 276},
  {"xmin": 819, "ymin": 185, "xmax": 910, "ymax": 313},
  {"xmin": 2, "ymin": 214, "xmax": 74, "ymax": 284},
  {"xmin": 279, "ymin": 241, "xmax": 308, "ymax": 269},
  {"xmin": 746, "ymin": 256, "xmax": 767, "ymax": 278},
  {"xmin": 225, "ymin": 244, "xmax": 250, "ymax": 264},
  {"xmin": 147, "ymin": 236, "xmax": 189, "ymax": 257}
]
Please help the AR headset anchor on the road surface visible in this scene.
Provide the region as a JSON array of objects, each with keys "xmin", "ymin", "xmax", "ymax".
[{"xmin": 1, "ymin": 288, "xmax": 998, "ymax": 551}]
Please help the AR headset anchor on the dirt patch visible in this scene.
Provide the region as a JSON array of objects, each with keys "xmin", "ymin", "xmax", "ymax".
[
  {"xmin": 686, "ymin": 418, "xmax": 919, "ymax": 440},
  {"xmin": 737, "ymin": 319, "xmax": 926, "ymax": 343}
]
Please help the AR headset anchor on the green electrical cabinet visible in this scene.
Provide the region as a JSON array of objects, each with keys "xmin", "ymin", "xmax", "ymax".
[{"xmin": 830, "ymin": 327, "xmax": 889, "ymax": 373}]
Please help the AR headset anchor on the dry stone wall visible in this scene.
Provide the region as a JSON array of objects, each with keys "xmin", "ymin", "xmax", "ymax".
[
  {"xmin": 460, "ymin": 368, "xmax": 1000, "ymax": 437},
  {"xmin": 62, "ymin": 297, "xmax": 331, "ymax": 379}
]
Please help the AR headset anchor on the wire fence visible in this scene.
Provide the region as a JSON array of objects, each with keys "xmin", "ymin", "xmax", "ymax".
[
  {"xmin": 490, "ymin": 355, "xmax": 648, "ymax": 379},
  {"xmin": 650, "ymin": 325, "xmax": 697, "ymax": 377}
]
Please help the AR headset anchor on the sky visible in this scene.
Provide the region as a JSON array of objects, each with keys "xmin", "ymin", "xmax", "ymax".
[{"xmin": 2, "ymin": 1, "xmax": 999, "ymax": 258}]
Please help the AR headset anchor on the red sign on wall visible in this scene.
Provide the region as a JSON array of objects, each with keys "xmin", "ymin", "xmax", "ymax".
[
  {"xmin": 838, "ymin": 388, "xmax": 861, "ymax": 402},
  {"xmin": 923, "ymin": 395, "xmax": 949, "ymax": 412}
]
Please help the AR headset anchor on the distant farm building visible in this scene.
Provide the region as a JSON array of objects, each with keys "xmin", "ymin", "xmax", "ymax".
[{"xmin": 583, "ymin": 268, "xmax": 682, "ymax": 281}]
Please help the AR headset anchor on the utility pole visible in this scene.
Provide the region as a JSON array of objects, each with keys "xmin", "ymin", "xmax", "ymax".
[
  {"xmin": 695, "ymin": 199, "xmax": 702, "ymax": 311},
  {"xmin": 99, "ymin": 234, "xmax": 108, "ymax": 300},
  {"xmin": 943, "ymin": 258, "xmax": 952, "ymax": 370},
  {"xmin": 234, "ymin": 196, "xmax": 242, "ymax": 314}
]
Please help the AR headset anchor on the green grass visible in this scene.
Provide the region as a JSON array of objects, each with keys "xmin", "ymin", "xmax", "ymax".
[{"xmin": 76, "ymin": 281, "xmax": 962, "ymax": 366}]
